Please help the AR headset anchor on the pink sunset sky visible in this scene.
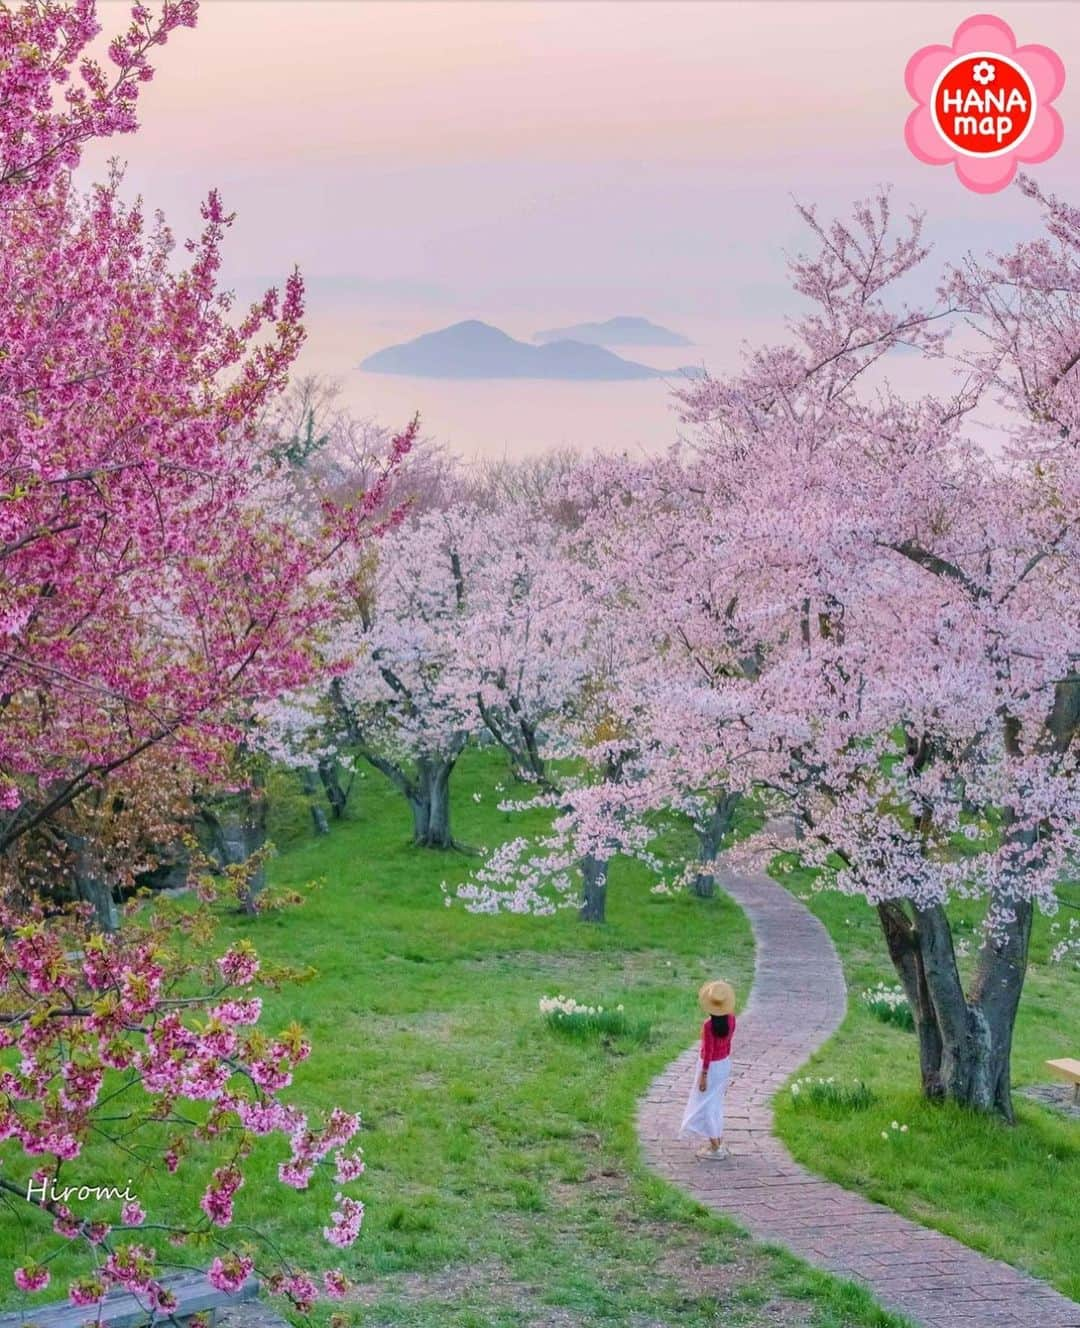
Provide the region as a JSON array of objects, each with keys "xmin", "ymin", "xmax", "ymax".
[{"xmin": 87, "ymin": 1, "xmax": 1080, "ymax": 455}]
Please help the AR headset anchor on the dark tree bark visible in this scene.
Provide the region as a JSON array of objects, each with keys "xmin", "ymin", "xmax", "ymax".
[
  {"xmin": 691, "ymin": 791, "xmax": 741, "ymax": 898},
  {"xmin": 199, "ymin": 785, "xmax": 269, "ymax": 916},
  {"xmin": 579, "ymin": 852, "xmax": 608, "ymax": 922},
  {"xmin": 133, "ymin": 841, "xmax": 190, "ymax": 893},
  {"xmin": 477, "ymin": 693, "xmax": 553, "ymax": 791},
  {"xmin": 329, "ymin": 677, "xmax": 463, "ymax": 849},
  {"xmin": 297, "ymin": 769, "xmax": 330, "ymax": 835},
  {"xmin": 65, "ymin": 832, "xmax": 120, "ymax": 932},
  {"xmin": 317, "ymin": 758, "xmax": 349, "ymax": 819},
  {"xmin": 408, "ymin": 758, "xmax": 455, "ymax": 849},
  {"xmin": 574, "ymin": 752, "xmax": 629, "ymax": 923},
  {"xmin": 877, "ymin": 900, "xmax": 945, "ymax": 1099},
  {"xmin": 352, "ymin": 745, "xmax": 461, "ymax": 849},
  {"xmin": 877, "ymin": 895, "xmax": 1033, "ymax": 1120}
]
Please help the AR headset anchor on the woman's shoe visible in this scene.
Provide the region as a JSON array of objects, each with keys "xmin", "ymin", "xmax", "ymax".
[{"xmin": 704, "ymin": 1145, "xmax": 729, "ymax": 1160}]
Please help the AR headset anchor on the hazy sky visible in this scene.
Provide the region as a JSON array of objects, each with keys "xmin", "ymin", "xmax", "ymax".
[{"xmin": 85, "ymin": 2, "xmax": 1080, "ymax": 456}]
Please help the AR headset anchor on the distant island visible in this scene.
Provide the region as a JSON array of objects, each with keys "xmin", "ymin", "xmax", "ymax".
[
  {"xmin": 360, "ymin": 320, "xmax": 702, "ymax": 381},
  {"xmin": 532, "ymin": 315, "xmax": 692, "ymax": 348}
]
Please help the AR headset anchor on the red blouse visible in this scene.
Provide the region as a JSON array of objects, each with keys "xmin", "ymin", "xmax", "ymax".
[{"xmin": 699, "ymin": 1016, "xmax": 736, "ymax": 1065}]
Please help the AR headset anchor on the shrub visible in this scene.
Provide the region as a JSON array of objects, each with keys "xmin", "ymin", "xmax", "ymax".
[{"xmin": 861, "ymin": 981, "xmax": 915, "ymax": 1031}]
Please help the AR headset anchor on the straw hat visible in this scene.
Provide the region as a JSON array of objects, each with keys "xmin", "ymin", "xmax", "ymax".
[{"xmin": 698, "ymin": 979, "xmax": 736, "ymax": 1016}]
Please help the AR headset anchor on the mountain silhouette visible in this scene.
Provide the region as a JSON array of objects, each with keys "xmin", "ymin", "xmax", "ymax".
[
  {"xmin": 532, "ymin": 315, "xmax": 692, "ymax": 348},
  {"xmin": 360, "ymin": 320, "xmax": 700, "ymax": 381}
]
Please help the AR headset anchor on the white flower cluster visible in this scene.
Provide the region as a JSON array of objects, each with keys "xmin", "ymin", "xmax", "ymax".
[
  {"xmin": 881, "ymin": 1120, "xmax": 910, "ymax": 1139},
  {"xmin": 538, "ymin": 994, "xmax": 625, "ymax": 1017},
  {"xmin": 861, "ymin": 982, "xmax": 910, "ymax": 1014},
  {"xmin": 1050, "ymin": 917, "xmax": 1080, "ymax": 967},
  {"xmin": 789, "ymin": 1075, "xmax": 837, "ymax": 1096}
]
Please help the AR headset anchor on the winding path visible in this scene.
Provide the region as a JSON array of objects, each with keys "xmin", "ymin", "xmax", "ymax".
[{"xmin": 636, "ymin": 865, "xmax": 1080, "ymax": 1328}]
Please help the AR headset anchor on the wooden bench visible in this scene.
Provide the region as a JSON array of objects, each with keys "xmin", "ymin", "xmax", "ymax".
[
  {"xmin": 1046, "ymin": 1057, "xmax": 1080, "ymax": 1105},
  {"xmin": 0, "ymin": 1269, "xmax": 258, "ymax": 1328}
]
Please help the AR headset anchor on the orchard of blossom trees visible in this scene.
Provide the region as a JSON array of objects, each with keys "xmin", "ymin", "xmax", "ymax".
[
  {"xmin": 439, "ymin": 189, "xmax": 1077, "ymax": 1123},
  {"xmin": 259, "ymin": 500, "xmax": 585, "ymax": 848},
  {"xmin": 283, "ymin": 190, "xmax": 1075, "ymax": 1123},
  {"xmin": 1, "ymin": 0, "xmax": 1078, "ymax": 1314},
  {"xmin": 223, "ymin": 186, "xmax": 1079, "ymax": 1127}
]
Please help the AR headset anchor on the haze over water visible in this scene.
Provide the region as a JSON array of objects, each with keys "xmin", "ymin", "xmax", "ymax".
[
  {"xmin": 90, "ymin": 1, "xmax": 1080, "ymax": 459},
  {"xmin": 301, "ymin": 306, "xmax": 736, "ymax": 460}
]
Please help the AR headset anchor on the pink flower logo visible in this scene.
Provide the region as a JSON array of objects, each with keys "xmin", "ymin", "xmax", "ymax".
[{"xmin": 905, "ymin": 14, "xmax": 1064, "ymax": 193}]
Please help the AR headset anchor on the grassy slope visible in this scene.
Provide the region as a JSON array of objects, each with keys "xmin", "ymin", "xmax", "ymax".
[
  {"xmin": 772, "ymin": 863, "xmax": 1080, "ymax": 1301},
  {"xmin": 0, "ymin": 751, "xmax": 909, "ymax": 1328}
]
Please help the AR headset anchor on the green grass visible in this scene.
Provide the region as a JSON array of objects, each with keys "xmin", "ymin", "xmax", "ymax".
[
  {"xmin": 0, "ymin": 750, "xmax": 911, "ymax": 1328},
  {"xmin": 772, "ymin": 861, "xmax": 1080, "ymax": 1301}
]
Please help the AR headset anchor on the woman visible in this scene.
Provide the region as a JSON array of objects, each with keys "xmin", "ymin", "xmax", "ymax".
[{"xmin": 680, "ymin": 979, "xmax": 736, "ymax": 1160}]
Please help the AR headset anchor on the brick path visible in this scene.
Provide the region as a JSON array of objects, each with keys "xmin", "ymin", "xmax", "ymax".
[{"xmin": 636, "ymin": 865, "xmax": 1080, "ymax": 1328}]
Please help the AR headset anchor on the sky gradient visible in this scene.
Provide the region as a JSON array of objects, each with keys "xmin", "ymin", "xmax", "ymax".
[{"xmin": 87, "ymin": 1, "xmax": 1080, "ymax": 456}]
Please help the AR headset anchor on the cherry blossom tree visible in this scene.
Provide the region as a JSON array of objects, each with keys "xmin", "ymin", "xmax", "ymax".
[
  {"xmin": 309, "ymin": 508, "xmax": 483, "ymax": 850},
  {"xmin": 3, "ymin": 750, "xmax": 195, "ymax": 931},
  {"xmin": 463, "ymin": 504, "xmax": 586, "ymax": 789},
  {"xmin": 665, "ymin": 185, "xmax": 1079, "ymax": 1119},
  {"xmin": 0, "ymin": 0, "xmax": 196, "ymax": 202},
  {"xmin": 261, "ymin": 498, "xmax": 589, "ymax": 850},
  {"xmin": 1, "ymin": 0, "xmax": 411, "ymax": 1302},
  {"xmin": 0, "ymin": 5, "xmax": 411, "ymax": 855},
  {"xmin": 453, "ymin": 714, "xmax": 647, "ymax": 924},
  {"xmin": 451, "ymin": 498, "xmax": 659, "ymax": 923},
  {"xmin": 553, "ymin": 453, "xmax": 772, "ymax": 900},
  {"xmin": 1, "ymin": 895, "xmax": 366, "ymax": 1312}
]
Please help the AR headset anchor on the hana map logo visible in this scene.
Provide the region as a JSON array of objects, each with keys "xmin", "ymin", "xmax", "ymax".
[{"xmin": 905, "ymin": 13, "xmax": 1065, "ymax": 193}]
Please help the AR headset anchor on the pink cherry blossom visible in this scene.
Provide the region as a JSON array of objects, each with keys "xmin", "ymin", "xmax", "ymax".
[
  {"xmin": 68, "ymin": 1277, "xmax": 106, "ymax": 1307},
  {"xmin": 216, "ymin": 943, "xmax": 260, "ymax": 987},
  {"xmin": 208, "ymin": 1255, "xmax": 254, "ymax": 1294},
  {"xmin": 334, "ymin": 1148, "xmax": 366, "ymax": 1183},
  {"xmin": 259, "ymin": 499, "xmax": 587, "ymax": 848},
  {"xmin": 13, "ymin": 1265, "xmax": 50, "ymax": 1293},
  {"xmin": 322, "ymin": 1270, "xmax": 350, "ymax": 1299},
  {"xmin": 1, "ymin": 0, "xmax": 414, "ymax": 870},
  {"xmin": 324, "ymin": 1193, "xmax": 365, "ymax": 1248}
]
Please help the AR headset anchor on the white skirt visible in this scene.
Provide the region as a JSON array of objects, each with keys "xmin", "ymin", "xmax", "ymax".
[{"xmin": 680, "ymin": 1056, "xmax": 731, "ymax": 1140}]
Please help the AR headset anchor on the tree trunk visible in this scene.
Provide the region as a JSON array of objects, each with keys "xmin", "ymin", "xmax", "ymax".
[
  {"xmin": 409, "ymin": 790, "xmax": 430, "ymax": 845},
  {"xmin": 66, "ymin": 833, "xmax": 120, "ymax": 932},
  {"xmin": 410, "ymin": 759, "xmax": 455, "ymax": 849},
  {"xmin": 298, "ymin": 769, "xmax": 330, "ymax": 835},
  {"xmin": 477, "ymin": 696, "xmax": 552, "ymax": 790},
  {"xmin": 226, "ymin": 807, "xmax": 267, "ymax": 914},
  {"xmin": 579, "ymin": 853, "xmax": 608, "ymax": 922},
  {"xmin": 691, "ymin": 791, "xmax": 740, "ymax": 898},
  {"xmin": 509, "ymin": 716, "xmax": 549, "ymax": 788},
  {"xmin": 200, "ymin": 791, "xmax": 269, "ymax": 916},
  {"xmin": 317, "ymin": 758, "xmax": 349, "ymax": 819},
  {"xmin": 877, "ymin": 897, "xmax": 1032, "ymax": 1120},
  {"xmin": 133, "ymin": 840, "xmax": 190, "ymax": 894},
  {"xmin": 966, "ymin": 896, "xmax": 1033, "ymax": 1120}
]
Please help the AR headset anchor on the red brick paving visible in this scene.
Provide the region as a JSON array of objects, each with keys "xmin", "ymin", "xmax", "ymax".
[{"xmin": 636, "ymin": 866, "xmax": 1080, "ymax": 1328}]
